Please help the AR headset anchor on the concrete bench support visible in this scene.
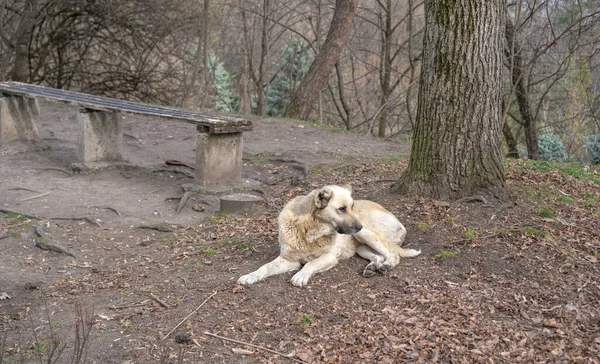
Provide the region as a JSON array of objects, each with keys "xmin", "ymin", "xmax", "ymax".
[
  {"xmin": 196, "ymin": 131, "xmax": 243, "ymax": 187},
  {"xmin": 0, "ymin": 94, "xmax": 40, "ymax": 145},
  {"xmin": 77, "ymin": 108, "xmax": 123, "ymax": 162}
]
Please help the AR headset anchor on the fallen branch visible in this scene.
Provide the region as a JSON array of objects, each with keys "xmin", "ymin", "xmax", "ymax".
[
  {"xmin": 51, "ymin": 217, "xmax": 101, "ymax": 228},
  {"xmin": 449, "ymin": 232, "xmax": 502, "ymax": 245},
  {"xmin": 137, "ymin": 224, "xmax": 173, "ymax": 232},
  {"xmin": 454, "ymin": 195, "xmax": 488, "ymax": 204},
  {"xmin": 154, "ymin": 169, "xmax": 194, "ymax": 178},
  {"xmin": 21, "ymin": 191, "xmax": 50, "ymax": 202},
  {"xmin": 33, "ymin": 226, "xmax": 76, "ymax": 258},
  {"xmin": 176, "ymin": 191, "xmax": 193, "ymax": 215},
  {"xmin": 0, "ymin": 208, "xmax": 40, "ymax": 220},
  {"xmin": 163, "ymin": 291, "xmax": 217, "ymax": 340},
  {"xmin": 0, "ymin": 235, "xmax": 8, "ymax": 240},
  {"xmin": 204, "ymin": 331, "xmax": 307, "ymax": 364},
  {"xmin": 149, "ymin": 293, "xmax": 171, "ymax": 309},
  {"xmin": 8, "ymin": 187, "xmax": 41, "ymax": 193},
  {"xmin": 109, "ymin": 300, "xmax": 151, "ymax": 310},
  {"xmin": 90, "ymin": 206, "xmax": 121, "ymax": 218},
  {"xmin": 143, "ymin": 187, "xmax": 165, "ymax": 200},
  {"xmin": 37, "ymin": 167, "xmax": 73, "ymax": 176},
  {"xmin": 165, "ymin": 159, "xmax": 195, "ymax": 170}
]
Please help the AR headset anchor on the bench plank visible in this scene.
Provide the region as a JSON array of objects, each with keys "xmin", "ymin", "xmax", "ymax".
[{"xmin": 0, "ymin": 82, "xmax": 252, "ymax": 134}]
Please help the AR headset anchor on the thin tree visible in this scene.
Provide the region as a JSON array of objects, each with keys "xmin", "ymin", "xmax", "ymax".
[
  {"xmin": 392, "ymin": 0, "xmax": 507, "ymax": 202},
  {"xmin": 284, "ymin": 0, "xmax": 360, "ymax": 120}
]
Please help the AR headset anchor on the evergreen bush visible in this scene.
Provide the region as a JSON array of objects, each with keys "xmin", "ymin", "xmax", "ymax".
[
  {"xmin": 538, "ymin": 133, "xmax": 567, "ymax": 162},
  {"xmin": 584, "ymin": 134, "xmax": 600, "ymax": 164}
]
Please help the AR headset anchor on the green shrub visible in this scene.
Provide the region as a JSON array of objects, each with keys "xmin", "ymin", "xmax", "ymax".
[
  {"xmin": 584, "ymin": 134, "xmax": 600, "ymax": 165},
  {"xmin": 538, "ymin": 133, "xmax": 567, "ymax": 162}
]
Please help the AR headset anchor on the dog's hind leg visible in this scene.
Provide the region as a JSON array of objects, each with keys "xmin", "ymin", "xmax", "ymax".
[
  {"xmin": 356, "ymin": 244, "xmax": 385, "ymax": 277},
  {"xmin": 353, "ymin": 229, "xmax": 400, "ymax": 267},
  {"xmin": 238, "ymin": 256, "xmax": 301, "ymax": 285},
  {"xmin": 290, "ymin": 253, "xmax": 338, "ymax": 287}
]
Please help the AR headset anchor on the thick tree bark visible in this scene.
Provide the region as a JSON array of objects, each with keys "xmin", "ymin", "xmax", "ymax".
[
  {"xmin": 10, "ymin": 0, "xmax": 36, "ymax": 82},
  {"xmin": 505, "ymin": 17, "xmax": 538, "ymax": 160},
  {"xmin": 377, "ymin": 0, "xmax": 393, "ymax": 138},
  {"xmin": 392, "ymin": 0, "xmax": 507, "ymax": 202},
  {"xmin": 284, "ymin": 0, "xmax": 360, "ymax": 120},
  {"xmin": 503, "ymin": 121, "xmax": 519, "ymax": 158}
]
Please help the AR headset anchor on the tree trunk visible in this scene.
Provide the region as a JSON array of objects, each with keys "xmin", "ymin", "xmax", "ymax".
[
  {"xmin": 11, "ymin": 0, "xmax": 36, "ymax": 82},
  {"xmin": 377, "ymin": 0, "xmax": 392, "ymax": 138},
  {"xmin": 284, "ymin": 0, "xmax": 360, "ymax": 120},
  {"xmin": 200, "ymin": 0, "xmax": 210, "ymax": 109},
  {"xmin": 503, "ymin": 121, "xmax": 519, "ymax": 158},
  {"xmin": 239, "ymin": 52, "xmax": 250, "ymax": 114},
  {"xmin": 392, "ymin": 0, "xmax": 507, "ymax": 202},
  {"xmin": 256, "ymin": 0, "xmax": 270, "ymax": 116},
  {"xmin": 505, "ymin": 17, "xmax": 538, "ymax": 160}
]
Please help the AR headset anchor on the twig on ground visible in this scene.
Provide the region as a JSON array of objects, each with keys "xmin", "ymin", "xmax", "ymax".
[
  {"xmin": 176, "ymin": 191, "xmax": 193, "ymax": 215},
  {"xmin": 72, "ymin": 302, "xmax": 94, "ymax": 363},
  {"xmin": 165, "ymin": 160, "xmax": 195, "ymax": 170},
  {"xmin": 21, "ymin": 191, "xmax": 50, "ymax": 201},
  {"xmin": 449, "ymin": 232, "xmax": 503, "ymax": 245},
  {"xmin": 90, "ymin": 205, "xmax": 122, "ymax": 218},
  {"xmin": 34, "ymin": 226, "xmax": 77, "ymax": 258},
  {"xmin": 0, "ymin": 208, "xmax": 41, "ymax": 220},
  {"xmin": 52, "ymin": 217, "xmax": 101, "ymax": 227},
  {"xmin": 149, "ymin": 293, "xmax": 171, "ymax": 309},
  {"xmin": 8, "ymin": 187, "xmax": 42, "ymax": 193},
  {"xmin": 0, "ymin": 235, "xmax": 9, "ymax": 240},
  {"xmin": 37, "ymin": 167, "xmax": 73, "ymax": 175},
  {"xmin": 204, "ymin": 331, "xmax": 307, "ymax": 364},
  {"xmin": 109, "ymin": 300, "xmax": 151, "ymax": 310},
  {"xmin": 0, "ymin": 330, "xmax": 7, "ymax": 364},
  {"xmin": 163, "ymin": 291, "xmax": 217, "ymax": 340},
  {"xmin": 154, "ymin": 169, "xmax": 194, "ymax": 178},
  {"xmin": 454, "ymin": 195, "xmax": 488, "ymax": 204},
  {"xmin": 123, "ymin": 133, "xmax": 140, "ymax": 141},
  {"xmin": 143, "ymin": 187, "xmax": 165, "ymax": 199},
  {"xmin": 138, "ymin": 224, "xmax": 173, "ymax": 232}
]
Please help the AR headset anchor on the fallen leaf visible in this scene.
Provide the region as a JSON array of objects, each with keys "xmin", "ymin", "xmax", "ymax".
[
  {"xmin": 295, "ymin": 348, "xmax": 313, "ymax": 362},
  {"xmin": 232, "ymin": 347, "xmax": 254, "ymax": 355}
]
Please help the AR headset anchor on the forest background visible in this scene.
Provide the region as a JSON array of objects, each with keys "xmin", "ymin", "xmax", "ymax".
[{"xmin": 1, "ymin": 0, "xmax": 600, "ymax": 163}]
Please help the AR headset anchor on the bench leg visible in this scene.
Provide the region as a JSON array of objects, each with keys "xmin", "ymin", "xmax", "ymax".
[
  {"xmin": 196, "ymin": 132, "xmax": 243, "ymax": 186},
  {"xmin": 0, "ymin": 94, "xmax": 40, "ymax": 145},
  {"xmin": 77, "ymin": 108, "xmax": 123, "ymax": 162}
]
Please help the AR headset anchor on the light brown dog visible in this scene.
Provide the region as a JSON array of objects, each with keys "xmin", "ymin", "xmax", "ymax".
[{"xmin": 238, "ymin": 185, "xmax": 421, "ymax": 287}]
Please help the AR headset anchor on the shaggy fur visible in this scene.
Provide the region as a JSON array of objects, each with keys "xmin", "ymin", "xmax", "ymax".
[{"xmin": 238, "ymin": 185, "xmax": 421, "ymax": 287}]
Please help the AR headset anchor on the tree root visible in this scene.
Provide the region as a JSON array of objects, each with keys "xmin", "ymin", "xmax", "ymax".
[{"xmin": 33, "ymin": 226, "xmax": 76, "ymax": 258}]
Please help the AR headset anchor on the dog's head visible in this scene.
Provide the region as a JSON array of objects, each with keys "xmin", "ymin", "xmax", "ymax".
[{"xmin": 313, "ymin": 185, "xmax": 363, "ymax": 235}]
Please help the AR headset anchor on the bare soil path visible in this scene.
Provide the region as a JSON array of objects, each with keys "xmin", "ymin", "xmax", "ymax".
[{"xmin": 1, "ymin": 103, "xmax": 599, "ymax": 363}]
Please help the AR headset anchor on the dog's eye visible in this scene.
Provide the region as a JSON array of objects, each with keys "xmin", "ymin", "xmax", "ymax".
[{"xmin": 338, "ymin": 206, "xmax": 347, "ymax": 213}]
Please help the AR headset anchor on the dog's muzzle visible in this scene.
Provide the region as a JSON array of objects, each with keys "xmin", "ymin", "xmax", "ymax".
[{"xmin": 336, "ymin": 223, "xmax": 363, "ymax": 235}]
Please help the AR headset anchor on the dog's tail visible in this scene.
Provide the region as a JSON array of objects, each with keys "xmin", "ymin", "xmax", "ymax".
[{"xmin": 391, "ymin": 244, "xmax": 421, "ymax": 258}]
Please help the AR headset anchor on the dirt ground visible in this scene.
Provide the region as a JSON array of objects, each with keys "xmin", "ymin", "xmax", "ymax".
[{"xmin": 1, "ymin": 102, "xmax": 600, "ymax": 363}]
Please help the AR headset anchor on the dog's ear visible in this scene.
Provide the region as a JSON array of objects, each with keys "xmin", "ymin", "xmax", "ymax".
[
  {"xmin": 315, "ymin": 188, "xmax": 332, "ymax": 209},
  {"xmin": 341, "ymin": 184, "xmax": 352, "ymax": 194}
]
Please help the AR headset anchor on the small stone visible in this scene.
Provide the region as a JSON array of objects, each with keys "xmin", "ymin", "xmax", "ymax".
[
  {"xmin": 174, "ymin": 332, "xmax": 191, "ymax": 344},
  {"xmin": 25, "ymin": 282, "xmax": 42, "ymax": 290}
]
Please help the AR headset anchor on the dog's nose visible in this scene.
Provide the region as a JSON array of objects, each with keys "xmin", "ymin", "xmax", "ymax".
[{"xmin": 355, "ymin": 223, "xmax": 363, "ymax": 232}]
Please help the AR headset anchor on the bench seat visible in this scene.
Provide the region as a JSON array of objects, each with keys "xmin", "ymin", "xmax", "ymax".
[{"xmin": 0, "ymin": 82, "xmax": 252, "ymax": 187}]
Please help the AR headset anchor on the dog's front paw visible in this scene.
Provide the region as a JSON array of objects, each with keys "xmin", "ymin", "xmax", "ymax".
[
  {"xmin": 290, "ymin": 271, "xmax": 311, "ymax": 287},
  {"xmin": 383, "ymin": 256, "xmax": 400, "ymax": 268},
  {"xmin": 237, "ymin": 273, "xmax": 261, "ymax": 286},
  {"xmin": 362, "ymin": 262, "xmax": 378, "ymax": 278}
]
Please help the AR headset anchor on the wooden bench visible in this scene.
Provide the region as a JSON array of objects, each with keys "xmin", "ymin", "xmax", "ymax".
[{"xmin": 0, "ymin": 81, "xmax": 252, "ymax": 187}]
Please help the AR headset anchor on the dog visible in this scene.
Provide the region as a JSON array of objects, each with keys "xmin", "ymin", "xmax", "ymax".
[{"xmin": 238, "ymin": 185, "xmax": 421, "ymax": 287}]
